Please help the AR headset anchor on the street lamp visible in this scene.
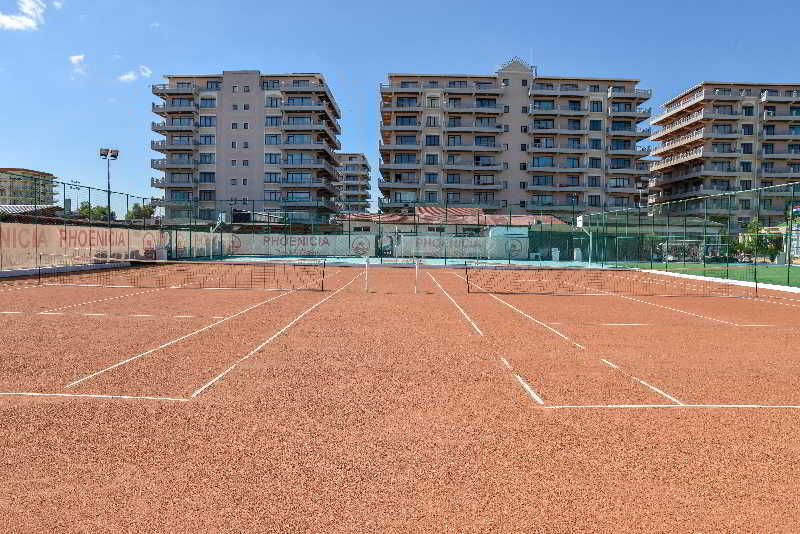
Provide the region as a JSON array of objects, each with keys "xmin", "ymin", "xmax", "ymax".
[{"xmin": 98, "ymin": 148, "xmax": 119, "ymax": 259}]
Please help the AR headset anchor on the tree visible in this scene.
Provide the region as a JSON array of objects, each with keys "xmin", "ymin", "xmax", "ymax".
[
  {"xmin": 78, "ymin": 201, "xmax": 116, "ymax": 221},
  {"xmin": 126, "ymin": 203, "xmax": 155, "ymax": 220}
]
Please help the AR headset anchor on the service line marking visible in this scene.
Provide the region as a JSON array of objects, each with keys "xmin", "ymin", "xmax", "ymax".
[
  {"xmin": 64, "ymin": 287, "xmax": 303, "ymax": 388},
  {"xmin": 42, "ymin": 286, "xmax": 167, "ymax": 313},
  {"xmin": 543, "ymin": 404, "xmax": 800, "ymax": 410},
  {"xmin": 600, "ymin": 358, "xmax": 684, "ymax": 406},
  {"xmin": 514, "ymin": 374, "xmax": 545, "ymax": 405},
  {"xmin": 0, "ymin": 391, "xmax": 189, "ymax": 402},
  {"xmin": 191, "ymin": 272, "xmax": 361, "ymax": 398},
  {"xmin": 500, "ymin": 357, "xmax": 513, "ymax": 370},
  {"xmin": 427, "ymin": 273, "xmax": 483, "ymax": 336},
  {"xmin": 451, "ymin": 273, "xmax": 584, "ymax": 350}
]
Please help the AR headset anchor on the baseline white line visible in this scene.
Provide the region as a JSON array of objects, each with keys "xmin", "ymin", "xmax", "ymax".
[
  {"xmin": 543, "ymin": 404, "xmax": 800, "ymax": 410},
  {"xmin": 190, "ymin": 272, "xmax": 361, "ymax": 398},
  {"xmin": 451, "ymin": 273, "xmax": 584, "ymax": 350},
  {"xmin": 601, "ymin": 323, "xmax": 647, "ymax": 326},
  {"xmin": 0, "ymin": 391, "xmax": 189, "ymax": 402},
  {"xmin": 514, "ymin": 374, "xmax": 545, "ymax": 405},
  {"xmin": 427, "ymin": 273, "xmax": 483, "ymax": 336},
  {"xmin": 500, "ymin": 357, "xmax": 512, "ymax": 370},
  {"xmin": 600, "ymin": 358, "xmax": 684, "ymax": 406},
  {"xmin": 65, "ymin": 288, "xmax": 301, "ymax": 388}
]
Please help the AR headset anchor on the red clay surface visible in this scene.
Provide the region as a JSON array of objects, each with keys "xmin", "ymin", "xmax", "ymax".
[{"xmin": 2, "ymin": 264, "xmax": 800, "ymax": 532}]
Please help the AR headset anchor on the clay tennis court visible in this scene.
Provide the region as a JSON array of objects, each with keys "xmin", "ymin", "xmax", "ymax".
[{"xmin": 2, "ymin": 262, "xmax": 800, "ymax": 532}]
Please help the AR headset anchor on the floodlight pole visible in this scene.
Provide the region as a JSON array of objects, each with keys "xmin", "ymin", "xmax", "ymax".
[{"xmin": 98, "ymin": 148, "xmax": 119, "ymax": 260}]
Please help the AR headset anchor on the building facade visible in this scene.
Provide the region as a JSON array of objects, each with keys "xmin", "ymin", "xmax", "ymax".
[
  {"xmin": 151, "ymin": 70, "xmax": 342, "ymax": 225},
  {"xmin": 334, "ymin": 152, "xmax": 371, "ymax": 213},
  {"xmin": 0, "ymin": 168, "xmax": 57, "ymax": 205},
  {"xmin": 378, "ymin": 58, "xmax": 652, "ymax": 218},
  {"xmin": 648, "ymin": 82, "xmax": 800, "ymax": 228}
]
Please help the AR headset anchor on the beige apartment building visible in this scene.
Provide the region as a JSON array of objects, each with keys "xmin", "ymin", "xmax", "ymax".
[
  {"xmin": 378, "ymin": 58, "xmax": 652, "ymax": 218},
  {"xmin": 334, "ymin": 152, "xmax": 371, "ymax": 213},
  {"xmin": 151, "ymin": 70, "xmax": 342, "ymax": 225},
  {"xmin": 0, "ymin": 168, "xmax": 57, "ymax": 206},
  {"xmin": 649, "ymin": 82, "xmax": 800, "ymax": 228}
]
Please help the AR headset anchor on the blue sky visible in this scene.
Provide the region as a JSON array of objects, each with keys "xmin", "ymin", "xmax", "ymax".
[{"xmin": 1, "ymin": 0, "xmax": 800, "ymax": 202}]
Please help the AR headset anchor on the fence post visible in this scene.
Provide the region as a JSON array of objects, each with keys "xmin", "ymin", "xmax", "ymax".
[{"xmin": 788, "ymin": 184, "xmax": 796, "ymax": 287}]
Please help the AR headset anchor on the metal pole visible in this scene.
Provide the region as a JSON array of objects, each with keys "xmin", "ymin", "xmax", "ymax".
[
  {"xmin": 788, "ymin": 184, "xmax": 796, "ymax": 286},
  {"xmin": 107, "ymin": 157, "xmax": 112, "ymax": 261}
]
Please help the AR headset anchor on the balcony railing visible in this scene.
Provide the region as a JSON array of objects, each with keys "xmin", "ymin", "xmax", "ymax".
[
  {"xmin": 529, "ymin": 104, "xmax": 588, "ymax": 113},
  {"xmin": 607, "ymin": 126, "xmax": 651, "ymax": 136},
  {"xmin": 607, "ymin": 88, "xmax": 653, "ymax": 99},
  {"xmin": 650, "ymin": 110, "xmax": 705, "ymax": 139},
  {"xmin": 649, "ymin": 147, "xmax": 705, "ymax": 171}
]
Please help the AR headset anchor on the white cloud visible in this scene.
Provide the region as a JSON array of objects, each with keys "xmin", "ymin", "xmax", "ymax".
[
  {"xmin": 0, "ymin": 0, "xmax": 47, "ymax": 31},
  {"xmin": 117, "ymin": 70, "xmax": 136, "ymax": 82},
  {"xmin": 149, "ymin": 21, "xmax": 159, "ymax": 29},
  {"xmin": 52, "ymin": 1, "xmax": 62, "ymax": 9},
  {"xmin": 68, "ymin": 54, "xmax": 85, "ymax": 77},
  {"xmin": 117, "ymin": 65, "xmax": 153, "ymax": 82}
]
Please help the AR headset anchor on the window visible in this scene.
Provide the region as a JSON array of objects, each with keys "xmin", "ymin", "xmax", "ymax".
[
  {"xmin": 425, "ymin": 135, "xmax": 440, "ymax": 146},
  {"xmin": 589, "ymin": 120, "xmax": 602, "ymax": 131},
  {"xmin": 199, "ymin": 191, "xmax": 215, "ymax": 201},
  {"xmin": 521, "ymin": 125, "xmax": 528, "ymax": 133},
  {"xmin": 739, "ymin": 199, "xmax": 751, "ymax": 210},
  {"xmin": 264, "ymin": 153, "xmax": 280, "ymax": 164},
  {"xmin": 533, "ymin": 100, "xmax": 554, "ymax": 110},
  {"xmin": 243, "ymin": 122, "xmax": 249, "ymax": 130},
  {"xmin": 265, "ymin": 134, "xmax": 280, "ymax": 145},
  {"xmin": 520, "ymin": 162, "xmax": 527, "ymax": 170},
  {"xmin": 740, "ymin": 161, "xmax": 752, "ymax": 172},
  {"xmin": 232, "ymin": 85, "xmax": 238, "ymax": 93},
  {"xmin": 394, "ymin": 153, "xmax": 417, "ymax": 164},
  {"xmin": 425, "ymin": 154, "xmax": 438, "ymax": 165},
  {"xmin": 763, "ymin": 143, "xmax": 774, "ymax": 154},
  {"xmin": 199, "ymin": 98, "xmax": 216, "ymax": 108},
  {"xmin": 397, "ymin": 135, "xmax": 417, "ymax": 145},
  {"xmin": 199, "ymin": 153, "xmax": 215, "ymax": 164},
  {"xmin": 589, "ymin": 158, "xmax": 601, "ymax": 169},
  {"xmin": 740, "ymin": 180, "xmax": 752, "ymax": 190},
  {"xmin": 590, "ymin": 138, "xmax": 602, "ymax": 150},
  {"xmin": 266, "ymin": 97, "xmax": 280, "ymax": 108},
  {"xmin": 198, "ymin": 135, "xmax": 215, "ymax": 145},
  {"xmin": 502, "ymin": 78, "xmax": 510, "ymax": 87},
  {"xmin": 447, "ymin": 173, "xmax": 461, "ymax": 184},
  {"xmin": 425, "ymin": 191, "xmax": 438, "ymax": 203},
  {"xmin": 265, "ymin": 116, "xmax": 281, "ymax": 126},
  {"xmin": 426, "ymin": 116, "xmax": 438, "ymax": 127},
  {"xmin": 475, "ymin": 136, "xmax": 495, "ymax": 147},
  {"xmin": 522, "ymin": 79, "xmax": 528, "ymax": 87},
  {"xmin": 446, "ymin": 191, "xmax": 460, "ymax": 203},
  {"xmin": 533, "ymin": 156, "xmax": 553, "ymax": 167},
  {"xmin": 264, "ymin": 172, "xmax": 280, "ymax": 183},
  {"xmin": 520, "ymin": 181, "xmax": 527, "ymax": 189},
  {"xmin": 425, "ymin": 173, "xmax": 439, "ymax": 184},
  {"xmin": 199, "ymin": 172, "xmax": 215, "ymax": 183},
  {"xmin": 231, "ymin": 141, "xmax": 237, "ymax": 149},
  {"xmin": 230, "ymin": 160, "xmax": 237, "ymax": 167},
  {"xmin": 232, "ymin": 104, "xmax": 239, "ymax": 111},
  {"xmin": 396, "ymin": 116, "xmax": 418, "ymax": 126},
  {"xmin": 521, "ymin": 106, "xmax": 529, "ymax": 113},
  {"xmin": 532, "ymin": 175, "xmax": 553, "ymax": 186},
  {"xmin": 207, "ymin": 81, "xmax": 221, "ymax": 90},
  {"xmin": 243, "ymin": 141, "xmax": 249, "ymax": 149},
  {"xmin": 532, "ymin": 119, "xmax": 554, "ymax": 129},
  {"xmin": 742, "ymin": 124, "xmax": 754, "ymax": 135},
  {"xmin": 503, "ymin": 105, "xmax": 510, "ymax": 113},
  {"xmin": 264, "ymin": 190, "xmax": 280, "ymax": 201},
  {"xmin": 230, "ymin": 178, "xmax": 237, "ymax": 185},
  {"xmin": 196, "ymin": 116, "xmax": 215, "ymax": 127},
  {"xmin": 742, "ymin": 143, "xmax": 753, "ymax": 154},
  {"xmin": 588, "ymin": 195, "xmax": 601, "ymax": 207},
  {"xmin": 588, "ymin": 176, "xmax": 600, "ymax": 187},
  {"xmin": 232, "ymin": 123, "xmax": 238, "ymax": 129},
  {"xmin": 743, "ymin": 106, "xmax": 754, "ymax": 116},
  {"xmin": 242, "ymin": 178, "xmax": 248, "ymax": 185},
  {"xmin": 591, "ymin": 101, "xmax": 602, "ymax": 112},
  {"xmin": 263, "ymin": 80, "xmax": 280, "ymax": 89},
  {"xmin": 242, "ymin": 160, "xmax": 249, "ymax": 167}
]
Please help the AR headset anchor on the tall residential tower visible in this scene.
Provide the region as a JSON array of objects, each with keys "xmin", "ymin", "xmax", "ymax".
[
  {"xmin": 378, "ymin": 58, "xmax": 652, "ymax": 218},
  {"xmin": 151, "ymin": 70, "xmax": 342, "ymax": 225}
]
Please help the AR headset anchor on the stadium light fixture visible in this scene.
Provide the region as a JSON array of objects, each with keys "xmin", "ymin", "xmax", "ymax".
[{"xmin": 98, "ymin": 148, "xmax": 120, "ymax": 257}]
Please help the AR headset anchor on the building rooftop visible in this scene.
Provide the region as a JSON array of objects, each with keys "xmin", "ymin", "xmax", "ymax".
[{"xmin": 663, "ymin": 81, "xmax": 800, "ymax": 107}]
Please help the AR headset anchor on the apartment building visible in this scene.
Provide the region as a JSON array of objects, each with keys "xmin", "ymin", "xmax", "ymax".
[
  {"xmin": 334, "ymin": 152, "xmax": 371, "ymax": 213},
  {"xmin": 378, "ymin": 57, "xmax": 652, "ymax": 217},
  {"xmin": 0, "ymin": 168, "xmax": 57, "ymax": 206},
  {"xmin": 649, "ymin": 82, "xmax": 800, "ymax": 228},
  {"xmin": 151, "ymin": 70, "xmax": 342, "ymax": 225}
]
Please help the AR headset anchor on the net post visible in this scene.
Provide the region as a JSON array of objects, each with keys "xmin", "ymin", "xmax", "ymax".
[
  {"xmin": 322, "ymin": 259, "xmax": 326, "ymax": 292},
  {"xmin": 414, "ymin": 258, "xmax": 418, "ymax": 295},
  {"xmin": 465, "ymin": 261, "xmax": 470, "ymax": 293},
  {"xmin": 364, "ymin": 254, "xmax": 368, "ymax": 293}
]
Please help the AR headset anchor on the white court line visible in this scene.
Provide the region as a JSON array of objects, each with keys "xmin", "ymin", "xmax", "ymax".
[
  {"xmin": 427, "ymin": 273, "xmax": 483, "ymax": 336},
  {"xmin": 43, "ymin": 287, "xmax": 167, "ymax": 313},
  {"xmin": 451, "ymin": 273, "xmax": 585, "ymax": 350},
  {"xmin": 0, "ymin": 311, "xmax": 21, "ymax": 314},
  {"xmin": 618, "ymin": 294, "xmax": 738, "ymax": 326},
  {"xmin": 601, "ymin": 323, "xmax": 647, "ymax": 326},
  {"xmin": 0, "ymin": 391, "xmax": 189, "ymax": 402},
  {"xmin": 38, "ymin": 312, "xmax": 63, "ymax": 315},
  {"xmin": 738, "ymin": 324, "xmax": 774, "ymax": 327},
  {"xmin": 600, "ymin": 358, "xmax": 684, "ymax": 406},
  {"xmin": 65, "ymin": 288, "xmax": 302, "ymax": 388},
  {"xmin": 191, "ymin": 272, "xmax": 361, "ymax": 398},
  {"xmin": 514, "ymin": 374, "xmax": 545, "ymax": 405},
  {"xmin": 174, "ymin": 315, "xmax": 195, "ymax": 318},
  {"xmin": 0, "ymin": 285, "xmax": 40, "ymax": 294},
  {"xmin": 544, "ymin": 404, "xmax": 800, "ymax": 410},
  {"xmin": 500, "ymin": 357, "xmax": 512, "ymax": 370},
  {"xmin": 132, "ymin": 314, "xmax": 153, "ymax": 317},
  {"xmin": 83, "ymin": 313, "xmax": 106, "ymax": 316}
]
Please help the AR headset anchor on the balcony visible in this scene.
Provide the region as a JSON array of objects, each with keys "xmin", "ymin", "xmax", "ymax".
[
  {"xmin": 529, "ymin": 104, "xmax": 589, "ymax": 116},
  {"xmin": 760, "ymin": 149, "xmax": 800, "ymax": 159},
  {"xmin": 652, "ymin": 89, "xmax": 745, "ymax": 125},
  {"xmin": 379, "ymin": 142, "xmax": 421, "ymax": 151},
  {"xmin": 152, "ymin": 198, "xmax": 193, "ymax": 208},
  {"xmin": 380, "ymin": 121, "xmax": 423, "ymax": 131},
  {"xmin": 444, "ymin": 83, "xmax": 504, "ymax": 95},
  {"xmin": 705, "ymin": 128, "xmax": 741, "ymax": 139},
  {"xmin": 151, "ymin": 140, "xmax": 196, "ymax": 152},
  {"xmin": 277, "ymin": 140, "xmax": 338, "ymax": 155},
  {"xmin": 608, "ymin": 107, "xmax": 651, "ymax": 119},
  {"xmin": 529, "ymin": 143, "xmax": 589, "ymax": 154},
  {"xmin": 529, "ymin": 86, "xmax": 592, "ymax": 97},
  {"xmin": 443, "ymin": 123, "xmax": 504, "ymax": 133},
  {"xmin": 705, "ymin": 148, "xmax": 742, "ymax": 158},
  {"xmin": 443, "ymin": 201, "xmax": 502, "ymax": 209},
  {"xmin": 650, "ymin": 147, "xmax": 705, "ymax": 172},
  {"xmin": 761, "ymin": 90, "xmax": 800, "ymax": 103},
  {"xmin": 763, "ymin": 112, "xmax": 800, "ymax": 121},
  {"xmin": 762, "ymin": 130, "xmax": 800, "ymax": 141},
  {"xmin": 527, "ymin": 182, "xmax": 587, "ymax": 192},
  {"xmin": 442, "ymin": 103, "xmax": 503, "ymax": 114},
  {"xmin": 758, "ymin": 168, "xmax": 800, "ymax": 178},
  {"xmin": 382, "ymin": 103, "xmax": 423, "ymax": 112},
  {"xmin": 605, "ymin": 184, "xmax": 643, "ymax": 194},
  {"xmin": 277, "ymin": 81, "xmax": 341, "ymax": 116},
  {"xmin": 152, "ymin": 84, "xmax": 198, "ymax": 95},
  {"xmin": 281, "ymin": 177, "xmax": 336, "ymax": 194},
  {"xmin": 279, "ymin": 197, "xmax": 337, "ymax": 211},
  {"xmin": 527, "ymin": 163, "xmax": 592, "ymax": 174},
  {"xmin": 607, "ymin": 127, "xmax": 651, "ymax": 138},
  {"xmin": 152, "ymin": 121, "xmax": 196, "ymax": 133},
  {"xmin": 151, "ymin": 158, "xmax": 196, "ymax": 170},
  {"xmin": 379, "ymin": 160, "xmax": 423, "ymax": 171},
  {"xmin": 150, "ymin": 176, "xmax": 196, "ymax": 188},
  {"xmin": 378, "ymin": 179, "xmax": 420, "ymax": 190},
  {"xmin": 606, "ymin": 163, "xmax": 651, "ymax": 175},
  {"xmin": 607, "ymin": 88, "xmax": 653, "ymax": 100},
  {"xmin": 380, "ymin": 83, "xmax": 424, "ymax": 94},
  {"xmin": 649, "ymin": 110, "xmax": 705, "ymax": 141},
  {"xmin": 445, "ymin": 142, "xmax": 503, "ymax": 152},
  {"xmin": 607, "ymin": 146, "xmax": 649, "ymax": 156},
  {"xmin": 442, "ymin": 161, "xmax": 503, "ymax": 171},
  {"xmin": 528, "ymin": 126, "xmax": 590, "ymax": 135},
  {"xmin": 525, "ymin": 201, "xmax": 588, "ymax": 212},
  {"xmin": 442, "ymin": 181, "xmax": 503, "ymax": 190},
  {"xmin": 152, "ymin": 102, "xmax": 198, "ymax": 115}
]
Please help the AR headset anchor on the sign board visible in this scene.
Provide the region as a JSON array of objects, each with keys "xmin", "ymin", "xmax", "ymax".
[{"xmin": 576, "ymin": 215, "xmax": 584, "ymax": 228}]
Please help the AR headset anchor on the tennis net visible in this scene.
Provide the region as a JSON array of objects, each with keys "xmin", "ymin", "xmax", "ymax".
[
  {"xmin": 464, "ymin": 264, "xmax": 757, "ymax": 298},
  {"xmin": 37, "ymin": 258, "xmax": 326, "ymax": 290}
]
